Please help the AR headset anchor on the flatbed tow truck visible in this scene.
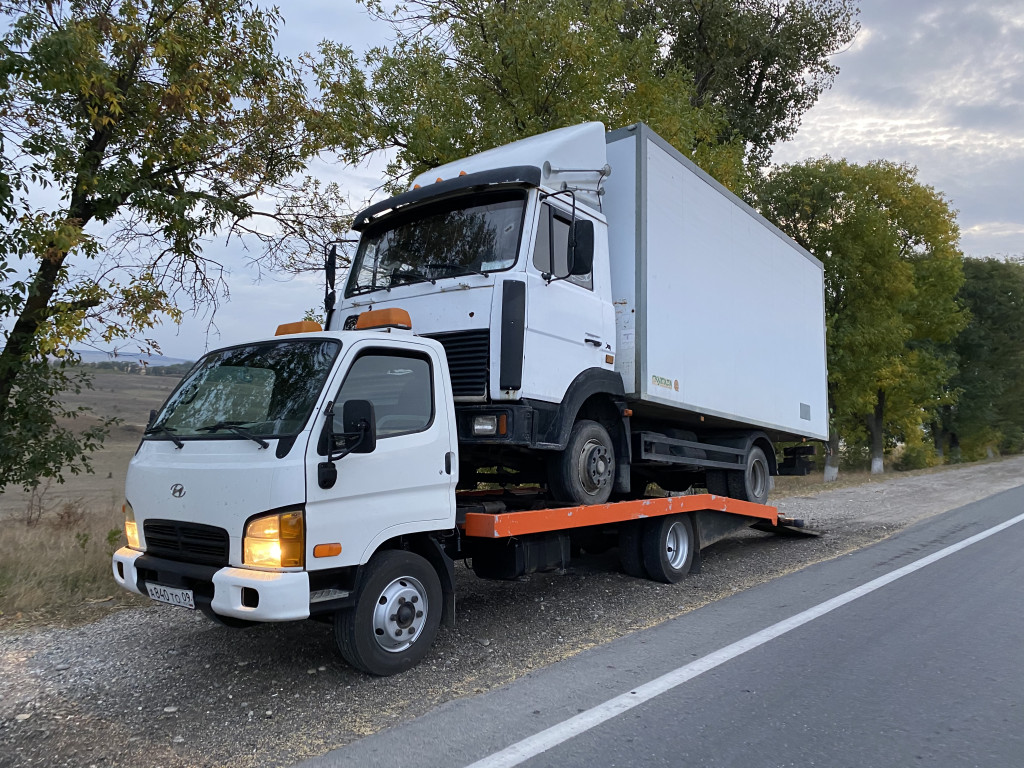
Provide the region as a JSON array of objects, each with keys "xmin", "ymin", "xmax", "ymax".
[
  {"xmin": 112, "ymin": 120, "xmax": 826, "ymax": 675},
  {"xmin": 113, "ymin": 319, "xmax": 809, "ymax": 676}
]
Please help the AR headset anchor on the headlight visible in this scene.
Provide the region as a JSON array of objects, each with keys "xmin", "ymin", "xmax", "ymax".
[
  {"xmin": 472, "ymin": 413, "xmax": 508, "ymax": 436},
  {"xmin": 244, "ymin": 510, "xmax": 304, "ymax": 568},
  {"xmin": 123, "ymin": 501, "xmax": 141, "ymax": 550},
  {"xmin": 472, "ymin": 415, "xmax": 498, "ymax": 436}
]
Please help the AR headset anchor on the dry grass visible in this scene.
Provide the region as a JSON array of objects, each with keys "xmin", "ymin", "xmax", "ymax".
[
  {"xmin": 0, "ymin": 371, "xmax": 176, "ymax": 627},
  {"xmin": 0, "ymin": 500, "xmax": 147, "ymax": 625}
]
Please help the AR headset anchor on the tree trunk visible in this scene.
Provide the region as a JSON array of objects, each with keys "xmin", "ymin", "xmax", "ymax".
[
  {"xmin": 0, "ymin": 254, "xmax": 67, "ymax": 424},
  {"xmin": 824, "ymin": 429, "xmax": 840, "ymax": 482},
  {"xmin": 931, "ymin": 420, "xmax": 944, "ymax": 459},
  {"xmin": 949, "ymin": 431, "xmax": 961, "ymax": 463},
  {"xmin": 867, "ymin": 388, "xmax": 885, "ymax": 474},
  {"xmin": 0, "ymin": 161, "xmax": 98, "ymax": 425}
]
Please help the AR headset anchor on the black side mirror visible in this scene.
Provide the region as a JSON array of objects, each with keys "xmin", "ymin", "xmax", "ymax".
[
  {"xmin": 568, "ymin": 219, "xmax": 594, "ymax": 276},
  {"xmin": 342, "ymin": 399, "xmax": 377, "ymax": 454}
]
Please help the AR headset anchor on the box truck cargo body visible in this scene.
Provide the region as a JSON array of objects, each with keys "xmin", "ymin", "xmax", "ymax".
[{"xmin": 604, "ymin": 125, "xmax": 828, "ymax": 440}]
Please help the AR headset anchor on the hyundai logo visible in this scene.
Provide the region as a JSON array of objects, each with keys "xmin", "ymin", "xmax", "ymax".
[{"xmin": 170, "ymin": 484, "xmax": 186, "ymax": 498}]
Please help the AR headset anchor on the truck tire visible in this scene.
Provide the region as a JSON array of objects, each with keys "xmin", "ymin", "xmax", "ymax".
[
  {"xmin": 641, "ymin": 514, "xmax": 694, "ymax": 584},
  {"xmin": 548, "ymin": 420, "xmax": 616, "ymax": 505},
  {"xmin": 618, "ymin": 521, "xmax": 647, "ymax": 578},
  {"xmin": 705, "ymin": 469, "xmax": 729, "ymax": 496},
  {"xmin": 334, "ymin": 550, "xmax": 442, "ymax": 676},
  {"xmin": 728, "ymin": 446, "xmax": 771, "ymax": 505}
]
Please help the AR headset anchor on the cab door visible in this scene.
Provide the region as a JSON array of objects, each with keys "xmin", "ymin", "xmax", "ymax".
[
  {"xmin": 522, "ymin": 200, "xmax": 610, "ymax": 402},
  {"xmin": 303, "ymin": 338, "xmax": 457, "ymax": 569}
]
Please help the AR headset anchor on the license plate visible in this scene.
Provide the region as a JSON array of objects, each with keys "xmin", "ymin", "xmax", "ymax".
[{"xmin": 146, "ymin": 582, "xmax": 196, "ymax": 610}]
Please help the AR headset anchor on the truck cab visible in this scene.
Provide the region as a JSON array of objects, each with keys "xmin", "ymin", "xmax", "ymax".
[
  {"xmin": 113, "ymin": 322, "xmax": 461, "ymax": 674},
  {"xmin": 334, "ymin": 126, "xmax": 629, "ymax": 505}
]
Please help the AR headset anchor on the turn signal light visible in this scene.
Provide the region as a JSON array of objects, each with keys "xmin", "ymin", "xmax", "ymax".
[{"xmin": 314, "ymin": 543, "xmax": 342, "ymax": 558}]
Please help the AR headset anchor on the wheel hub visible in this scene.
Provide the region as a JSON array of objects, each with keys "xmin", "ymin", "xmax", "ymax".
[
  {"xmin": 577, "ymin": 439, "xmax": 612, "ymax": 494},
  {"xmin": 664, "ymin": 521, "xmax": 690, "ymax": 570},
  {"xmin": 372, "ymin": 576, "xmax": 429, "ymax": 653}
]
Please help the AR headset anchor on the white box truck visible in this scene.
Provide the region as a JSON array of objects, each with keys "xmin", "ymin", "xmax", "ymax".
[
  {"xmin": 335, "ymin": 122, "xmax": 826, "ymax": 504},
  {"xmin": 112, "ymin": 123, "xmax": 826, "ymax": 675}
]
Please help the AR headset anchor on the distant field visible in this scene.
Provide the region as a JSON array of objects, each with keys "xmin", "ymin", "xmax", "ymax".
[{"xmin": 0, "ymin": 371, "xmax": 181, "ymax": 519}]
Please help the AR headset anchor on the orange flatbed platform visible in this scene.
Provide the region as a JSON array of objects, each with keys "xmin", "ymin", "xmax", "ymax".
[{"xmin": 461, "ymin": 493, "xmax": 778, "ymax": 539}]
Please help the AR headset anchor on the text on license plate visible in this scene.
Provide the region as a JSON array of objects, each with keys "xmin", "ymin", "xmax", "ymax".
[{"xmin": 146, "ymin": 582, "xmax": 196, "ymax": 610}]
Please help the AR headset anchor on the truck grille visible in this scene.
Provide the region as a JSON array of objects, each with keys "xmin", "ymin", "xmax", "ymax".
[
  {"xmin": 425, "ymin": 329, "xmax": 490, "ymax": 399},
  {"xmin": 143, "ymin": 520, "xmax": 230, "ymax": 567}
]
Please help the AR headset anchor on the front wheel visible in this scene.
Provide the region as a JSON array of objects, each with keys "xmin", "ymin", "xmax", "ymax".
[
  {"xmin": 548, "ymin": 420, "xmax": 616, "ymax": 505},
  {"xmin": 334, "ymin": 550, "xmax": 442, "ymax": 676}
]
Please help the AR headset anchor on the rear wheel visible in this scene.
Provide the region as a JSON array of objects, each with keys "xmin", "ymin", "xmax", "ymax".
[
  {"xmin": 548, "ymin": 420, "xmax": 616, "ymax": 505},
  {"xmin": 705, "ymin": 469, "xmax": 729, "ymax": 496},
  {"xmin": 728, "ymin": 446, "xmax": 771, "ymax": 505},
  {"xmin": 641, "ymin": 514, "xmax": 695, "ymax": 584},
  {"xmin": 334, "ymin": 550, "xmax": 442, "ymax": 676}
]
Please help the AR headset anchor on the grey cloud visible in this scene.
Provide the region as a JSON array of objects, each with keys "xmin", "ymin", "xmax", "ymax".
[{"xmin": 945, "ymin": 103, "xmax": 1024, "ymax": 132}]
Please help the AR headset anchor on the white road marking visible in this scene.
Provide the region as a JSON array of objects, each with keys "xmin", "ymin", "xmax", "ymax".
[{"xmin": 466, "ymin": 510, "xmax": 1024, "ymax": 768}]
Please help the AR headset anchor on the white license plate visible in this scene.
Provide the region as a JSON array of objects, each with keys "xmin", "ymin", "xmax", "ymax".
[{"xmin": 146, "ymin": 582, "xmax": 196, "ymax": 610}]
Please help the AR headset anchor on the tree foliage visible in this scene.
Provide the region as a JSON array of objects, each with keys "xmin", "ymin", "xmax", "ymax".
[
  {"xmin": 629, "ymin": 0, "xmax": 859, "ymax": 166},
  {"xmin": 314, "ymin": 0, "xmax": 746, "ymax": 193},
  {"xmin": 755, "ymin": 158, "xmax": 965, "ymax": 476},
  {"xmin": 946, "ymin": 257, "xmax": 1024, "ymax": 455},
  {"xmin": 0, "ymin": 0, "xmax": 328, "ymax": 490}
]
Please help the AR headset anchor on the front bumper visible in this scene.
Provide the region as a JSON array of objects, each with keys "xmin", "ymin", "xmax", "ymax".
[{"xmin": 112, "ymin": 547, "xmax": 311, "ymax": 622}]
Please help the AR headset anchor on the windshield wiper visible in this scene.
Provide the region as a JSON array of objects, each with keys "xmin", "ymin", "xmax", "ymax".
[
  {"xmin": 197, "ymin": 421, "xmax": 269, "ymax": 449},
  {"xmin": 425, "ymin": 262, "xmax": 490, "ymax": 278},
  {"xmin": 387, "ymin": 269, "xmax": 436, "ymax": 290},
  {"xmin": 144, "ymin": 424, "xmax": 184, "ymax": 449},
  {"xmin": 348, "ymin": 283, "xmax": 379, "ymax": 296}
]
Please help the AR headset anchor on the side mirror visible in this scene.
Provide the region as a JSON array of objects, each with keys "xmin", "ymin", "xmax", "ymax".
[
  {"xmin": 568, "ymin": 219, "xmax": 594, "ymax": 276},
  {"xmin": 342, "ymin": 399, "xmax": 377, "ymax": 454}
]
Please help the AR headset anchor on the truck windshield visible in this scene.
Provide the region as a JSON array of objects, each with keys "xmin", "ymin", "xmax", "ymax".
[
  {"xmin": 148, "ymin": 340, "xmax": 341, "ymax": 441},
  {"xmin": 346, "ymin": 191, "xmax": 526, "ymax": 296}
]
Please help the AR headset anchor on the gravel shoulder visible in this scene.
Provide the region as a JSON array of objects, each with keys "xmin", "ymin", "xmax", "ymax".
[{"xmin": 2, "ymin": 457, "xmax": 1022, "ymax": 768}]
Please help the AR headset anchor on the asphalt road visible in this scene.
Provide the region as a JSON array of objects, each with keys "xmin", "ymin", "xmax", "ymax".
[{"xmin": 303, "ymin": 484, "xmax": 1024, "ymax": 768}]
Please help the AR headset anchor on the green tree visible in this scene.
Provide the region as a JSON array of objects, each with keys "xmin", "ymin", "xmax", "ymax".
[
  {"xmin": 0, "ymin": 0, "xmax": 329, "ymax": 490},
  {"xmin": 755, "ymin": 159, "xmax": 964, "ymax": 479},
  {"xmin": 945, "ymin": 256, "xmax": 1024, "ymax": 457},
  {"xmin": 630, "ymin": 0, "xmax": 859, "ymax": 166},
  {"xmin": 314, "ymin": 0, "xmax": 746, "ymax": 193}
]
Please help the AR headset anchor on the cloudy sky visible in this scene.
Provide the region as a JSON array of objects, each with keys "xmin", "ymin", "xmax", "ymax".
[{"xmin": 146, "ymin": 0, "xmax": 1024, "ymax": 360}]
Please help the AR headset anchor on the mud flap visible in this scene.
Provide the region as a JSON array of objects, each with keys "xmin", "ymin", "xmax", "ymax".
[{"xmin": 423, "ymin": 538, "xmax": 457, "ymax": 627}]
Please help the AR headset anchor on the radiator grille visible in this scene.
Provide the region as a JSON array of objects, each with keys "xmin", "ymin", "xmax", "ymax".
[
  {"xmin": 144, "ymin": 520, "xmax": 230, "ymax": 567},
  {"xmin": 425, "ymin": 329, "xmax": 490, "ymax": 399}
]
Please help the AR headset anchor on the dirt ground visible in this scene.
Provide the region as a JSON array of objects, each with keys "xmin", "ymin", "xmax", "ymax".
[{"xmin": 1, "ymin": 441, "xmax": 1021, "ymax": 767}]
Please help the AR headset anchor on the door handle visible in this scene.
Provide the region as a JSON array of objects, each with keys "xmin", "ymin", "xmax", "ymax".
[
  {"xmin": 584, "ymin": 338, "xmax": 601, "ymax": 347},
  {"xmin": 445, "ymin": 452, "xmax": 454, "ymax": 475}
]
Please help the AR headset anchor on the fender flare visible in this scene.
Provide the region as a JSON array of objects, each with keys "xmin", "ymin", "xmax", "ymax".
[{"xmin": 534, "ymin": 367, "xmax": 626, "ymax": 449}]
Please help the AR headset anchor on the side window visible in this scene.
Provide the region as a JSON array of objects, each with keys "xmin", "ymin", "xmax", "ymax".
[
  {"xmin": 532, "ymin": 204, "xmax": 593, "ymax": 290},
  {"xmin": 334, "ymin": 352, "xmax": 433, "ymax": 438}
]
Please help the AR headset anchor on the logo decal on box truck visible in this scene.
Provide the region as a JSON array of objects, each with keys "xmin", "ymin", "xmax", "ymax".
[{"xmin": 652, "ymin": 375, "xmax": 674, "ymax": 389}]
